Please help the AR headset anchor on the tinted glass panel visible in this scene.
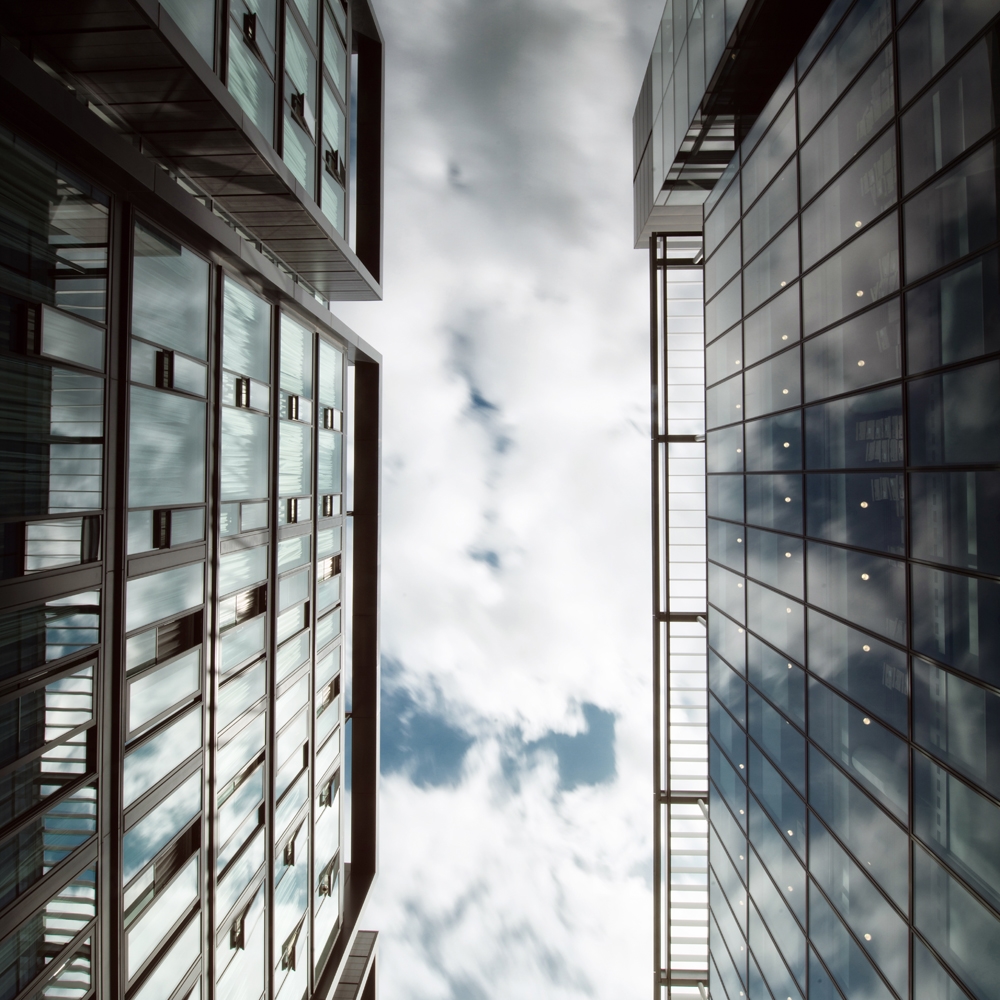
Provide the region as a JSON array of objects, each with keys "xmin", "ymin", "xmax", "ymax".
[
  {"xmin": 743, "ymin": 348, "xmax": 800, "ymax": 419},
  {"xmin": 707, "ymin": 473, "xmax": 744, "ymax": 522},
  {"xmin": 748, "ymin": 743, "xmax": 805, "ymax": 860},
  {"xmin": 746, "ymin": 527, "xmax": 803, "ymax": 600},
  {"xmin": 806, "ymin": 471, "xmax": 905, "ymax": 553},
  {"xmin": 744, "ymin": 411, "xmax": 801, "ymax": 471},
  {"xmin": 805, "ymin": 384, "xmax": 903, "ymax": 469},
  {"xmin": 748, "ymin": 634, "xmax": 805, "ymax": 727},
  {"xmin": 742, "ymin": 159, "xmax": 797, "ymax": 263},
  {"xmin": 743, "ymin": 282, "xmax": 799, "ymax": 366},
  {"xmin": 745, "ymin": 473, "xmax": 803, "ymax": 534},
  {"xmin": 746, "ymin": 581, "xmax": 804, "ymax": 663},
  {"xmin": 749, "ymin": 689, "xmax": 805, "ymax": 792},
  {"xmin": 706, "ymin": 325, "xmax": 743, "ymax": 386}
]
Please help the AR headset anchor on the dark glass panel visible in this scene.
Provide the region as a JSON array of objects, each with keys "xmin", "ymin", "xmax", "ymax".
[
  {"xmin": 913, "ymin": 845, "xmax": 1000, "ymax": 1000},
  {"xmin": 748, "ymin": 742, "xmax": 805, "ymax": 863},
  {"xmin": 0, "ymin": 591, "xmax": 99, "ymax": 682},
  {"xmin": 709, "ymin": 649, "xmax": 747, "ymax": 725},
  {"xmin": 911, "ymin": 565, "xmax": 1000, "ymax": 687},
  {"xmin": 707, "ymin": 473, "xmax": 744, "ymax": 522},
  {"xmin": 809, "ymin": 678, "xmax": 909, "ymax": 820},
  {"xmin": 705, "ymin": 225, "xmax": 741, "ymax": 301},
  {"xmin": 807, "ymin": 609, "xmax": 908, "ymax": 732},
  {"xmin": 746, "ymin": 581, "xmax": 804, "ymax": 662},
  {"xmin": 745, "ymin": 411, "xmax": 801, "ymax": 471},
  {"xmin": 800, "ymin": 42, "xmax": 895, "ymax": 203},
  {"xmin": 805, "ymin": 384, "xmax": 903, "ymax": 469},
  {"xmin": 808, "ymin": 746, "xmax": 908, "ymax": 908},
  {"xmin": 806, "ymin": 471, "xmax": 905, "ymax": 554},
  {"xmin": 808, "ymin": 882, "xmax": 896, "ymax": 1000},
  {"xmin": 707, "ymin": 425, "xmax": 744, "ymax": 473},
  {"xmin": 706, "ymin": 373, "xmax": 743, "ymax": 430},
  {"xmin": 741, "ymin": 97, "xmax": 796, "ymax": 208},
  {"xmin": 913, "ymin": 657, "xmax": 1000, "ymax": 798},
  {"xmin": 711, "ymin": 867, "xmax": 748, "ymax": 980},
  {"xmin": 913, "ymin": 935, "xmax": 975, "ymax": 1000},
  {"xmin": 905, "ymin": 249, "xmax": 1000, "ymax": 374},
  {"xmin": 806, "ymin": 539, "xmax": 906, "ymax": 642},
  {"xmin": 749, "ymin": 902, "xmax": 804, "ymax": 1000},
  {"xmin": 749, "ymin": 850, "xmax": 806, "ymax": 986},
  {"xmin": 748, "ymin": 688, "xmax": 805, "ymax": 793},
  {"xmin": 711, "ymin": 784, "xmax": 748, "ymax": 886},
  {"xmin": 709, "ymin": 608, "xmax": 746, "ymax": 674},
  {"xmin": 742, "ymin": 159, "xmax": 797, "ymax": 263},
  {"xmin": 711, "ymin": 739, "xmax": 748, "ymax": 830},
  {"xmin": 802, "ymin": 213, "xmax": 899, "ymax": 335},
  {"xmin": 803, "ymin": 298, "xmax": 901, "ymax": 401},
  {"xmin": 749, "ymin": 796, "xmax": 805, "ymax": 922},
  {"xmin": 902, "ymin": 35, "xmax": 999, "ymax": 194},
  {"xmin": 743, "ymin": 281, "xmax": 800, "ymax": 367},
  {"xmin": 748, "ymin": 634, "xmax": 805, "ymax": 728},
  {"xmin": 903, "ymin": 142, "xmax": 997, "ymax": 284},
  {"xmin": 914, "ymin": 748, "xmax": 1000, "ymax": 913},
  {"xmin": 705, "ymin": 175, "xmax": 741, "ymax": 258},
  {"xmin": 910, "ymin": 471, "xmax": 1000, "ymax": 576},
  {"xmin": 802, "ymin": 128, "xmax": 897, "ymax": 271},
  {"xmin": 908, "ymin": 360, "xmax": 1000, "ymax": 466},
  {"xmin": 743, "ymin": 347, "xmax": 800, "ymax": 419},
  {"xmin": 898, "ymin": 0, "xmax": 1000, "ymax": 104},
  {"xmin": 746, "ymin": 527, "xmax": 803, "ymax": 600},
  {"xmin": 745, "ymin": 473, "xmax": 803, "ymax": 534},
  {"xmin": 711, "ymin": 692, "xmax": 747, "ymax": 772},
  {"xmin": 742, "ymin": 223, "xmax": 798, "ymax": 315},
  {"xmin": 708, "ymin": 517, "xmax": 746, "ymax": 573},
  {"xmin": 705, "ymin": 273, "xmax": 742, "ymax": 342},
  {"xmin": 710, "ymin": 916, "xmax": 746, "ymax": 1000},
  {"xmin": 798, "ymin": 0, "xmax": 892, "ymax": 137},
  {"xmin": 706, "ymin": 325, "xmax": 743, "ymax": 387}
]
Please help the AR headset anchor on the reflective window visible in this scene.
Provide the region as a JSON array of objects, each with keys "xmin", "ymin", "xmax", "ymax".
[
  {"xmin": 122, "ymin": 770, "xmax": 201, "ymax": 883},
  {"xmin": 749, "ymin": 688, "xmax": 805, "ymax": 793},
  {"xmin": 707, "ymin": 473, "xmax": 744, "ymax": 522},
  {"xmin": 706, "ymin": 325, "xmax": 743, "ymax": 386},
  {"xmin": 709, "ymin": 608, "xmax": 746, "ymax": 673},
  {"xmin": 746, "ymin": 527, "xmax": 803, "ymax": 600},
  {"xmin": 807, "ymin": 609, "xmax": 908, "ymax": 731},
  {"xmin": 743, "ymin": 347, "xmax": 800, "ymax": 419},
  {"xmin": 745, "ymin": 473, "xmax": 802, "ymax": 534},
  {"xmin": 123, "ymin": 706, "xmax": 202, "ymax": 807},
  {"xmin": 743, "ymin": 282, "xmax": 799, "ymax": 367},
  {"xmin": 708, "ymin": 517, "xmax": 745, "ymax": 573},
  {"xmin": 704, "ymin": 175, "xmax": 741, "ymax": 259},
  {"xmin": 742, "ymin": 223, "xmax": 798, "ymax": 315},
  {"xmin": 908, "ymin": 360, "xmax": 1000, "ymax": 466},
  {"xmin": 800, "ymin": 42, "xmax": 895, "ymax": 203},
  {"xmin": 902, "ymin": 36, "xmax": 998, "ymax": 193},
  {"xmin": 747, "ymin": 581, "xmax": 804, "ymax": 663},
  {"xmin": 711, "ymin": 738, "xmax": 748, "ymax": 830},
  {"xmin": 710, "ymin": 692, "xmax": 747, "ymax": 771},
  {"xmin": 708, "ymin": 561, "xmax": 746, "ymax": 624},
  {"xmin": 705, "ymin": 274, "xmax": 742, "ymax": 341},
  {"xmin": 903, "ymin": 141, "xmax": 997, "ymax": 283},
  {"xmin": 741, "ymin": 98, "xmax": 796, "ymax": 209},
  {"xmin": 909, "ymin": 471, "xmax": 1000, "ymax": 577},
  {"xmin": 749, "ymin": 850, "xmax": 805, "ymax": 985},
  {"xmin": 745, "ymin": 411, "xmax": 801, "ymax": 471},
  {"xmin": 805, "ymin": 384, "xmax": 903, "ymax": 469},
  {"xmin": 743, "ymin": 160, "xmax": 797, "ymax": 264},
  {"xmin": 806, "ymin": 471, "xmax": 905, "ymax": 554},
  {"xmin": 749, "ymin": 901, "xmax": 802, "ymax": 1000},
  {"xmin": 905, "ymin": 249, "xmax": 1000, "ymax": 374},
  {"xmin": 709, "ymin": 649, "xmax": 746, "ymax": 725},
  {"xmin": 748, "ymin": 634, "xmax": 805, "ymax": 728},
  {"xmin": 748, "ymin": 743, "xmax": 805, "ymax": 860},
  {"xmin": 749, "ymin": 797, "xmax": 805, "ymax": 922},
  {"xmin": 707, "ymin": 425, "xmax": 744, "ymax": 473},
  {"xmin": 705, "ymin": 225, "xmax": 741, "ymax": 301},
  {"xmin": 912, "ymin": 657, "xmax": 1000, "ymax": 798}
]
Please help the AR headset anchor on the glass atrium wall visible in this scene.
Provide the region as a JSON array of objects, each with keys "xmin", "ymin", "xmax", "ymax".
[
  {"xmin": 0, "ymin": 125, "xmax": 349, "ymax": 1000},
  {"xmin": 704, "ymin": 1, "xmax": 1000, "ymax": 998}
]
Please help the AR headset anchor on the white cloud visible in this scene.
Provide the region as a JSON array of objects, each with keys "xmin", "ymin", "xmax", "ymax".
[{"xmin": 335, "ymin": 0, "xmax": 661, "ymax": 994}]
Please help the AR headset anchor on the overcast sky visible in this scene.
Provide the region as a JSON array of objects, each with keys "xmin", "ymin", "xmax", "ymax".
[{"xmin": 335, "ymin": 1, "xmax": 661, "ymax": 995}]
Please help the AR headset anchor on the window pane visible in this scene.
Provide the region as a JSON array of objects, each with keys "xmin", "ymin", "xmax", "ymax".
[
  {"xmin": 800, "ymin": 42, "xmax": 895, "ymax": 203},
  {"xmin": 710, "ymin": 650, "xmax": 747, "ymax": 724},
  {"xmin": 809, "ymin": 678, "xmax": 908, "ymax": 819},
  {"xmin": 318, "ymin": 339, "xmax": 343, "ymax": 409},
  {"xmin": 744, "ymin": 282, "xmax": 799, "ymax": 367},
  {"xmin": 219, "ymin": 659, "xmax": 266, "ymax": 732},
  {"xmin": 743, "ymin": 159, "xmax": 797, "ymax": 264},
  {"xmin": 746, "ymin": 527, "xmax": 803, "ymax": 600},
  {"xmin": 805, "ymin": 471, "xmax": 905, "ymax": 554},
  {"xmin": 223, "ymin": 278, "xmax": 270, "ymax": 383},
  {"xmin": 708, "ymin": 561, "xmax": 746, "ymax": 624},
  {"xmin": 707, "ymin": 473, "xmax": 744, "ymax": 522},
  {"xmin": 219, "ymin": 545, "xmax": 268, "ymax": 597},
  {"xmin": 808, "ymin": 746, "xmax": 908, "ymax": 908},
  {"xmin": 122, "ymin": 770, "xmax": 201, "ymax": 883},
  {"xmin": 123, "ymin": 706, "xmax": 202, "ymax": 806},
  {"xmin": 280, "ymin": 314, "xmax": 313, "ymax": 397},
  {"xmin": 280, "ymin": 420, "xmax": 312, "ymax": 497},
  {"xmin": 128, "ymin": 648, "xmax": 201, "ymax": 732},
  {"xmin": 317, "ymin": 429, "xmax": 342, "ymax": 493},
  {"xmin": 710, "ymin": 739, "xmax": 747, "ymax": 830},
  {"xmin": 805, "ymin": 384, "xmax": 903, "ymax": 469},
  {"xmin": 904, "ymin": 142, "xmax": 997, "ymax": 284},
  {"xmin": 41, "ymin": 306, "xmax": 104, "ymax": 371},
  {"xmin": 749, "ymin": 797, "xmax": 805, "ymax": 922},
  {"xmin": 709, "ymin": 608, "xmax": 746, "ymax": 674},
  {"xmin": 323, "ymin": 7, "xmax": 347, "ymax": 96},
  {"xmin": 315, "ymin": 606, "xmax": 340, "ymax": 650},
  {"xmin": 708, "ymin": 517, "xmax": 745, "ymax": 573},
  {"xmin": 127, "ymin": 854, "xmax": 198, "ymax": 978},
  {"xmin": 749, "ymin": 688, "xmax": 805, "ymax": 793},
  {"xmin": 221, "ymin": 407, "xmax": 269, "ymax": 503},
  {"xmin": 705, "ymin": 175, "xmax": 740, "ymax": 259},
  {"xmin": 745, "ymin": 473, "xmax": 802, "ymax": 534},
  {"xmin": 743, "ymin": 223, "xmax": 798, "ymax": 315},
  {"xmin": 912, "ymin": 657, "xmax": 1000, "ymax": 797},
  {"xmin": 131, "ymin": 914, "xmax": 200, "ymax": 1000},
  {"xmin": 803, "ymin": 299, "xmax": 901, "ymax": 401},
  {"xmin": 914, "ymin": 749, "xmax": 1000, "ymax": 913},
  {"xmin": 908, "ymin": 360, "xmax": 1000, "ymax": 466},
  {"xmin": 749, "ymin": 851, "xmax": 806, "ymax": 986},
  {"xmin": 126, "ymin": 562, "xmax": 203, "ymax": 633},
  {"xmin": 705, "ymin": 274, "xmax": 742, "ymax": 342},
  {"xmin": 128, "ymin": 387, "xmax": 206, "ymax": 507},
  {"xmin": 228, "ymin": 20, "xmax": 274, "ymax": 140},
  {"xmin": 743, "ymin": 347, "xmax": 800, "ymax": 419},
  {"xmin": 0, "ymin": 592, "xmax": 100, "ymax": 682},
  {"xmin": 905, "ymin": 249, "xmax": 1000, "ymax": 374},
  {"xmin": 706, "ymin": 325, "xmax": 743, "ymax": 387},
  {"xmin": 705, "ymin": 225, "xmax": 741, "ymax": 301},
  {"xmin": 741, "ymin": 98, "xmax": 796, "ymax": 208},
  {"xmin": 748, "ymin": 634, "xmax": 805, "ymax": 728},
  {"xmin": 748, "ymin": 743, "xmax": 805, "ymax": 860},
  {"xmin": 803, "ymin": 212, "xmax": 899, "ymax": 334},
  {"xmin": 798, "ymin": 0, "xmax": 892, "ymax": 138},
  {"xmin": 914, "ymin": 845, "xmax": 1000, "ymax": 1000},
  {"xmin": 745, "ymin": 411, "xmax": 801, "ymax": 471},
  {"xmin": 220, "ymin": 615, "xmax": 265, "ymax": 673},
  {"xmin": 746, "ymin": 581, "xmax": 804, "ymax": 662},
  {"xmin": 910, "ymin": 471, "xmax": 1000, "ymax": 577},
  {"xmin": 132, "ymin": 223, "xmax": 209, "ymax": 361},
  {"xmin": 913, "ymin": 935, "xmax": 975, "ymax": 1000},
  {"xmin": 807, "ymin": 608, "xmax": 908, "ymax": 731},
  {"xmin": 750, "ymin": 903, "xmax": 802, "ymax": 1000}
]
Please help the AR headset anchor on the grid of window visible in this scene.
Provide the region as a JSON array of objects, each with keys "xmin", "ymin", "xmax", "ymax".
[
  {"xmin": 703, "ymin": 1, "xmax": 1000, "ymax": 998},
  {"xmin": 0, "ymin": 126, "xmax": 351, "ymax": 1000}
]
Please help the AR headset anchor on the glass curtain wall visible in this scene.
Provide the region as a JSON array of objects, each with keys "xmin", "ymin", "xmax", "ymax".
[
  {"xmin": 0, "ymin": 125, "xmax": 108, "ymax": 1000},
  {"xmin": 704, "ymin": 1, "xmax": 1000, "ymax": 998}
]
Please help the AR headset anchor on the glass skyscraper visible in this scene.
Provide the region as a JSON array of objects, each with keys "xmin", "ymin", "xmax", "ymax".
[
  {"xmin": 0, "ymin": 2, "xmax": 383, "ymax": 999},
  {"xmin": 635, "ymin": 0, "xmax": 1000, "ymax": 998}
]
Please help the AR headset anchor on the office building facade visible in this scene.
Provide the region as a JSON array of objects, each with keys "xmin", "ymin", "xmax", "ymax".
[
  {"xmin": 0, "ymin": 2, "xmax": 383, "ymax": 1000},
  {"xmin": 635, "ymin": 0, "xmax": 1000, "ymax": 998}
]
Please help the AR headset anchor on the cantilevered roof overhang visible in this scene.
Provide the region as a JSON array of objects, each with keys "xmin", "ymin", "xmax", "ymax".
[{"xmin": 0, "ymin": 0, "xmax": 384, "ymax": 301}]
